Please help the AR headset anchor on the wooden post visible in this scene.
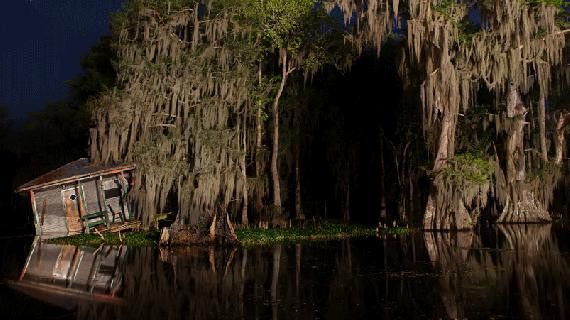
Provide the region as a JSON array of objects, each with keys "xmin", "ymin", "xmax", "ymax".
[
  {"xmin": 117, "ymin": 173, "xmax": 129, "ymax": 222},
  {"xmin": 29, "ymin": 190, "xmax": 40, "ymax": 236},
  {"xmin": 76, "ymin": 180, "xmax": 91, "ymax": 230},
  {"xmin": 96, "ymin": 176, "xmax": 107, "ymax": 217}
]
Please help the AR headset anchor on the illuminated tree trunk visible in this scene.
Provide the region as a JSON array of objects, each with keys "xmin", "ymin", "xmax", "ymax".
[
  {"xmin": 497, "ymin": 86, "xmax": 550, "ymax": 223},
  {"xmin": 555, "ymin": 111, "xmax": 570, "ymax": 165},
  {"xmin": 271, "ymin": 51, "xmax": 290, "ymax": 212},
  {"xmin": 255, "ymin": 64, "xmax": 264, "ymax": 221},
  {"xmin": 539, "ymin": 96, "xmax": 548, "ymax": 161},
  {"xmin": 241, "ymin": 112, "xmax": 249, "ymax": 226},
  {"xmin": 433, "ymin": 110, "xmax": 455, "ymax": 172},
  {"xmin": 209, "ymin": 212, "xmax": 238, "ymax": 245},
  {"xmin": 423, "ymin": 110, "xmax": 473, "ymax": 230}
]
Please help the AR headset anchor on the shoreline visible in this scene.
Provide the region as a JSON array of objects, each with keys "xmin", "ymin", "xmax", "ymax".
[
  {"xmin": 39, "ymin": 220, "xmax": 568, "ymax": 247},
  {"xmin": 47, "ymin": 223, "xmax": 390, "ymax": 247}
]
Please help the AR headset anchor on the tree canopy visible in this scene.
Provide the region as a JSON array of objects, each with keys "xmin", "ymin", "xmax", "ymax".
[{"xmin": 87, "ymin": 0, "xmax": 570, "ymax": 240}]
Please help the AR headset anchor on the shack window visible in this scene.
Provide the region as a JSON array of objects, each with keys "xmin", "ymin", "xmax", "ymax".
[{"xmin": 104, "ymin": 188, "xmax": 122, "ymax": 199}]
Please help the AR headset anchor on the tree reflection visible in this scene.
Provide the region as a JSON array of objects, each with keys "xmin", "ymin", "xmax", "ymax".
[
  {"xmin": 425, "ymin": 225, "xmax": 570, "ymax": 319},
  {"xmin": 9, "ymin": 228, "xmax": 570, "ymax": 320}
]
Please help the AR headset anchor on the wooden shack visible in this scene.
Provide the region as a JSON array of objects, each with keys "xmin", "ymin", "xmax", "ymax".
[{"xmin": 17, "ymin": 158, "xmax": 136, "ymax": 238}]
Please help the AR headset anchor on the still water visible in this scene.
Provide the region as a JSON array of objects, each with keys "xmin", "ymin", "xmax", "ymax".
[{"xmin": 1, "ymin": 224, "xmax": 570, "ymax": 319}]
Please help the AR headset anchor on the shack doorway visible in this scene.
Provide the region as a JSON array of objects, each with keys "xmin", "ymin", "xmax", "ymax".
[{"xmin": 62, "ymin": 188, "xmax": 83, "ymax": 233}]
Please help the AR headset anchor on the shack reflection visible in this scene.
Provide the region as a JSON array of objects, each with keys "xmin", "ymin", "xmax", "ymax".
[{"xmin": 9, "ymin": 239, "xmax": 125, "ymax": 309}]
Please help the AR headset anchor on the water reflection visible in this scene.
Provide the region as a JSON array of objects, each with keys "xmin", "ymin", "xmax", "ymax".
[
  {"xmin": 6, "ymin": 225, "xmax": 570, "ymax": 319},
  {"xmin": 425, "ymin": 225, "xmax": 569, "ymax": 319},
  {"xmin": 9, "ymin": 240, "xmax": 125, "ymax": 309}
]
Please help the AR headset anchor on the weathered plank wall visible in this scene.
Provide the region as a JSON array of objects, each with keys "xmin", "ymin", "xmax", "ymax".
[
  {"xmin": 81, "ymin": 179, "xmax": 101, "ymax": 214},
  {"xmin": 32, "ymin": 172, "xmax": 133, "ymax": 236},
  {"xmin": 35, "ymin": 186, "xmax": 67, "ymax": 235}
]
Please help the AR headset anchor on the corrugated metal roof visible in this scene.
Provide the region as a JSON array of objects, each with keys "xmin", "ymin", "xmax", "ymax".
[{"xmin": 17, "ymin": 158, "xmax": 135, "ymax": 193}]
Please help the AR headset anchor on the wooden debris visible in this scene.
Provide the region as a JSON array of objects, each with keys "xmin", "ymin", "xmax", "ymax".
[{"xmin": 94, "ymin": 229, "xmax": 105, "ymax": 241}]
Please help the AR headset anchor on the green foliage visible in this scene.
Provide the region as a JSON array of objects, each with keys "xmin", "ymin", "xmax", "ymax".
[
  {"xmin": 432, "ymin": 0, "xmax": 457, "ymax": 18},
  {"xmin": 556, "ymin": 14, "xmax": 570, "ymax": 28},
  {"xmin": 243, "ymin": 0, "xmax": 315, "ymax": 51},
  {"xmin": 521, "ymin": 0, "xmax": 570, "ymax": 30},
  {"xmin": 555, "ymin": 2, "xmax": 570, "ymax": 28},
  {"xmin": 440, "ymin": 153, "xmax": 494, "ymax": 185},
  {"xmin": 535, "ymin": 28, "xmax": 548, "ymax": 39},
  {"xmin": 236, "ymin": 223, "xmax": 376, "ymax": 246},
  {"xmin": 250, "ymin": 75, "xmax": 279, "ymax": 120},
  {"xmin": 119, "ymin": 0, "xmax": 194, "ymax": 15},
  {"xmin": 432, "ymin": 0, "xmax": 468, "ymax": 23},
  {"xmin": 524, "ymin": 0, "xmax": 565, "ymax": 7},
  {"xmin": 48, "ymin": 231, "xmax": 160, "ymax": 247},
  {"xmin": 109, "ymin": 0, "xmax": 198, "ymax": 42},
  {"xmin": 432, "ymin": 1, "xmax": 481, "ymax": 44},
  {"xmin": 377, "ymin": 226, "xmax": 415, "ymax": 236},
  {"xmin": 458, "ymin": 19, "xmax": 481, "ymax": 44},
  {"xmin": 434, "ymin": 0, "xmax": 566, "ymax": 45},
  {"xmin": 457, "ymin": 104, "xmax": 496, "ymax": 155}
]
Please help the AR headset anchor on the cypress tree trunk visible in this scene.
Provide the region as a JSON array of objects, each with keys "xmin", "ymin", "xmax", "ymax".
[
  {"xmin": 555, "ymin": 111, "xmax": 570, "ymax": 165},
  {"xmin": 433, "ymin": 110, "xmax": 455, "ymax": 172},
  {"xmin": 255, "ymin": 63, "xmax": 264, "ymax": 222},
  {"xmin": 423, "ymin": 109, "xmax": 473, "ymax": 230},
  {"xmin": 271, "ymin": 51, "xmax": 289, "ymax": 212},
  {"xmin": 538, "ymin": 96, "xmax": 548, "ymax": 161},
  {"xmin": 497, "ymin": 86, "xmax": 550, "ymax": 223},
  {"xmin": 241, "ymin": 111, "xmax": 249, "ymax": 226}
]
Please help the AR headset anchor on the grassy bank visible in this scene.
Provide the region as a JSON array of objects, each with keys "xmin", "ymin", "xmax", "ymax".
[
  {"xmin": 376, "ymin": 226, "xmax": 415, "ymax": 236},
  {"xmin": 48, "ymin": 223, "xmax": 377, "ymax": 247},
  {"xmin": 236, "ymin": 223, "xmax": 376, "ymax": 246},
  {"xmin": 48, "ymin": 231, "xmax": 159, "ymax": 247}
]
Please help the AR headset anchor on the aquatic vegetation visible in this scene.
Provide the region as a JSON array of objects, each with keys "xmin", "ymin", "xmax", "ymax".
[
  {"xmin": 48, "ymin": 231, "xmax": 159, "ymax": 247},
  {"xmin": 236, "ymin": 223, "xmax": 376, "ymax": 246},
  {"xmin": 376, "ymin": 226, "xmax": 415, "ymax": 236},
  {"xmin": 47, "ymin": 223, "xmax": 377, "ymax": 247}
]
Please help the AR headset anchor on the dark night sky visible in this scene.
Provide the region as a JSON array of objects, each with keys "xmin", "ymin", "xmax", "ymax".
[{"xmin": 0, "ymin": 0, "xmax": 124, "ymax": 120}]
